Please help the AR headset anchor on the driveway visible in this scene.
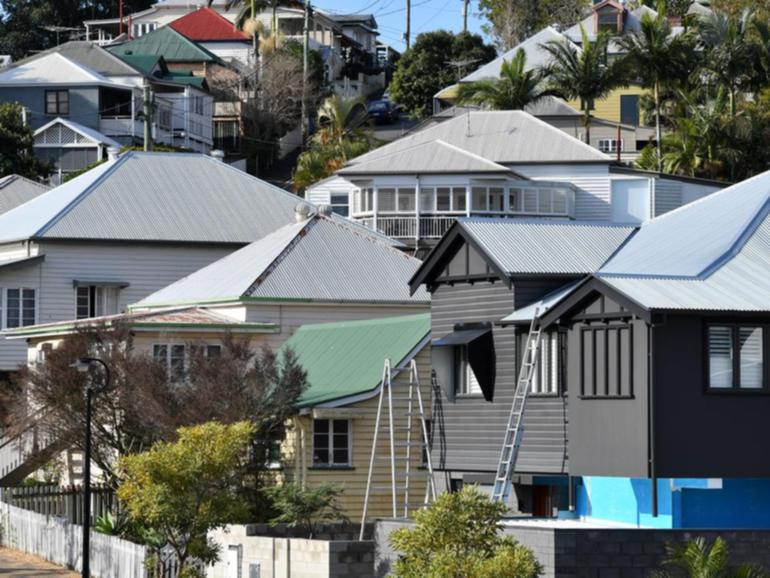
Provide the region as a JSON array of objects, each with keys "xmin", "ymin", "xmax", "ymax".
[{"xmin": 0, "ymin": 548, "xmax": 77, "ymax": 577}]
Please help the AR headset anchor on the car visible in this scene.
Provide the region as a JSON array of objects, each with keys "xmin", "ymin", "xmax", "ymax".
[{"xmin": 367, "ymin": 100, "xmax": 400, "ymax": 124}]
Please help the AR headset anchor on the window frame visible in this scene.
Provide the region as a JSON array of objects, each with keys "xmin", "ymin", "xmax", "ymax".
[
  {"xmin": 45, "ymin": 90, "xmax": 69, "ymax": 116},
  {"xmin": 75, "ymin": 285, "xmax": 121, "ymax": 320},
  {"xmin": 705, "ymin": 323, "xmax": 768, "ymax": 393},
  {"xmin": 454, "ymin": 344, "xmax": 483, "ymax": 397},
  {"xmin": 152, "ymin": 342, "xmax": 222, "ymax": 381},
  {"xmin": 4, "ymin": 287, "xmax": 37, "ymax": 329},
  {"xmin": 329, "ymin": 193, "xmax": 349, "ymax": 217},
  {"xmin": 530, "ymin": 330, "xmax": 563, "ymax": 397},
  {"xmin": 578, "ymin": 322, "xmax": 635, "ymax": 400},
  {"xmin": 311, "ymin": 418, "xmax": 352, "ymax": 468}
]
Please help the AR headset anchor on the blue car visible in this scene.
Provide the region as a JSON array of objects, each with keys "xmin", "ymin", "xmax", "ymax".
[{"xmin": 367, "ymin": 100, "xmax": 400, "ymax": 124}]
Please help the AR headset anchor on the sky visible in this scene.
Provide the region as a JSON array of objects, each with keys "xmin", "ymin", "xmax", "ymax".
[{"xmin": 312, "ymin": 0, "xmax": 488, "ymax": 52}]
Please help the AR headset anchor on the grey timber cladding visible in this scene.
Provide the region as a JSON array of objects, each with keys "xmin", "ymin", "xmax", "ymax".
[{"xmin": 430, "ymin": 281, "xmax": 568, "ymax": 474}]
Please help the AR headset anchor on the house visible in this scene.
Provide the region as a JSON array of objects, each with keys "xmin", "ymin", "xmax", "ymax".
[
  {"xmin": 280, "ymin": 313, "xmax": 432, "ymax": 518},
  {"xmin": 33, "ymin": 118, "xmax": 121, "ymax": 180},
  {"xmin": 0, "ymin": 151, "xmax": 313, "ymax": 375},
  {"xmin": 5, "ymin": 211, "xmax": 428, "ymax": 487},
  {"xmin": 521, "ymin": 169, "xmax": 770, "ymax": 528},
  {"xmin": 168, "ymin": 7, "xmax": 252, "ymax": 66},
  {"xmin": 0, "ymin": 175, "xmax": 49, "ymax": 216},
  {"xmin": 407, "ymin": 218, "xmax": 636, "ymax": 516},
  {"xmin": 306, "ymin": 110, "xmax": 724, "ymax": 252}
]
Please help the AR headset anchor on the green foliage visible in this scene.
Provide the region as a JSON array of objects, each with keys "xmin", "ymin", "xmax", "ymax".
[
  {"xmin": 653, "ymin": 537, "xmax": 767, "ymax": 578},
  {"xmin": 0, "ymin": 102, "xmax": 52, "ymax": 180},
  {"xmin": 94, "ymin": 512, "xmax": 122, "ymax": 536},
  {"xmin": 266, "ymin": 483, "xmax": 347, "ymax": 538},
  {"xmin": 389, "ymin": 30, "xmax": 496, "ymax": 119},
  {"xmin": 456, "ymin": 49, "xmax": 549, "ymax": 110},
  {"xmin": 117, "ymin": 421, "xmax": 255, "ymax": 572},
  {"xmin": 389, "ymin": 485, "xmax": 542, "ymax": 578}
]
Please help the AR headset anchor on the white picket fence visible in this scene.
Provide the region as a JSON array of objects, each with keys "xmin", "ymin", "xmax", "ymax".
[{"xmin": 0, "ymin": 501, "xmax": 147, "ymax": 577}]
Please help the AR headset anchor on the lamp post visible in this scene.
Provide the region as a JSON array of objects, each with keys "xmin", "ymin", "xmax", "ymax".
[{"xmin": 69, "ymin": 357, "xmax": 111, "ymax": 578}]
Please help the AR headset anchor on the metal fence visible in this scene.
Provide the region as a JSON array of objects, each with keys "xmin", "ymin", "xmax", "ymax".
[
  {"xmin": 0, "ymin": 501, "xmax": 146, "ymax": 578},
  {"xmin": 0, "ymin": 483, "xmax": 115, "ymax": 524}
]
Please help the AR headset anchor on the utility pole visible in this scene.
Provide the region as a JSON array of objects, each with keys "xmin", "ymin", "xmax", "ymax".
[
  {"xmin": 302, "ymin": 0, "xmax": 311, "ymax": 145},
  {"xmin": 119, "ymin": 0, "xmax": 124, "ymax": 37},
  {"xmin": 405, "ymin": 0, "xmax": 411, "ymax": 49},
  {"xmin": 462, "ymin": 0, "xmax": 469, "ymax": 33},
  {"xmin": 143, "ymin": 83, "xmax": 153, "ymax": 152}
]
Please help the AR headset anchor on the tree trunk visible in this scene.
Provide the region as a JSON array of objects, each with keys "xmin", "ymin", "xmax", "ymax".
[
  {"xmin": 583, "ymin": 111, "xmax": 591, "ymax": 145},
  {"xmin": 654, "ymin": 81, "xmax": 662, "ymax": 172}
]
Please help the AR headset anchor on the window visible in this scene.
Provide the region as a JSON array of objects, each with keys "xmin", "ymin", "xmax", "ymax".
[
  {"xmin": 598, "ymin": 139, "xmax": 624, "ymax": 153},
  {"xmin": 76, "ymin": 286, "xmax": 120, "ymax": 319},
  {"xmin": 580, "ymin": 324, "xmax": 633, "ymax": 398},
  {"xmin": 452, "ymin": 187, "xmax": 467, "ymax": 212},
  {"xmin": 708, "ymin": 325, "xmax": 765, "ymax": 390},
  {"xmin": 419, "ymin": 187, "xmax": 435, "ymax": 212},
  {"xmin": 5, "ymin": 288, "xmax": 35, "ymax": 329},
  {"xmin": 532, "ymin": 332, "xmax": 561, "ymax": 395},
  {"xmin": 330, "ymin": 193, "xmax": 349, "ymax": 217},
  {"xmin": 153, "ymin": 343, "xmax": 220, "ymax": 381},
  {"xmin": 436, "ymin": 187, "xmax": 451, "ymax": 211},
  {"xmin": 489, "ymin": 187, "xmax": 505, "ymax": 212},
  {"xmin": 471, "ymin": 187, "xmax": 487, "ymax": 211},
  {"xmin": 312, "ymin": 419, "xmax": 351, "ymax": 467},
  {"xmin": 45, "ymin": 90, "xmax": 69, "ymax": 115},
  {"xmin": 422, "ymin": 419, "xmax": 432, "ymax": 466},
  {"xmin": 509, "ymin": 188, "xmax": 522, "ymax": 212},
  {"xmin": 193, "ymin": 96, "xmax": 204, "ymax": 116},
  {"xmin": 455, "ymin": 345, "xmax": 481, "ymax": 395},
  {"xmin": 378, "ymin": 188, "xmax": 396, "ymax": 212},
  {"xmin": 620, "ymin": 94, "xmax": 640, "ymax": 126},
  {"xmin": 397, "ymin": 188, "xmax": 416, "ymax": 212},
  {"xmin": 597, "ymin": 7, "xmax": 621, "ymax": 33},
  {"xmin": 353, "ymin": 187, "xmax": 374, "ymax": 213}
]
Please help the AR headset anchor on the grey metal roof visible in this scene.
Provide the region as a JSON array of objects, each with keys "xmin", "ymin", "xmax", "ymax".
[
  {"xmin": 0, "ymin": 175, "xmax": 49, "ymax": 216},
  {"xmin": 525, "ymin": 97, "xmax": 580, "ymax": 117},
  {"xmin": 35, "ymin": 117, "xmax": 121, "ymax": 147},
  {"xmin": 136, "ymin": 215, "xmax": 429, "ymax": 306},
  {"xmin": 0, "ymin": 152, "xmax": 303, "ymax": 244},
  {"xmin": 458, "ymin": 218, "xmax": 636, "ymax": 275},
  {"xmin": 502, "ymin": 281, "xmax": 581, "ymax": 323},
  {"xmin": 338, "ymin": 139, "xmax": 515, "ymax": 176},
  {"xmin": 15, "ymin": 41, "xmax": 141, "ymax": 77},
  {"xmin": 345, "ymin": 111, "xmax": 610, "ymax": 169}
]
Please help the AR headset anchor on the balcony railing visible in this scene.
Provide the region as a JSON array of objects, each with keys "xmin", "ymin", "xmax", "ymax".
[
  {"xmin": 99, "ymin": 116, "xmax": 142, "ymax": 138},
  {"xmin": 357, "ymin": 214, "xmax": 464, "ymax": 240}
]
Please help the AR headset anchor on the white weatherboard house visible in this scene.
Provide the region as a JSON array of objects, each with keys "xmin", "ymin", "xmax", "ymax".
[
  {"xmin": 307, "ymin": 111, "xmax": 724, "ymax": 251},
  {"xmin": 0, "ymin": 151, "xmax": 324, "ymax": 374}
]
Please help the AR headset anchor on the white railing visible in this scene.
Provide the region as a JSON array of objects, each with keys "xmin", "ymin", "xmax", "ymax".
[
  {"xmin": 0, "ymin": 502, "xmax": 146, "ymax": 578},
  {"xmin": 357, "ymin": 214, "xmax": 461, "ymax": 240},
  {"xmin": 0, "ymin": 413, "xmax": 57, "ymax": 485},
  {"xmin": 99, "ymin": 117, "xmax": 142, "ymax": 138}
]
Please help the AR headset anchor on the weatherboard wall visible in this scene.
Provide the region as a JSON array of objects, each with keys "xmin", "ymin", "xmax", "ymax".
[{"xmin": 0, "ymin": 86, "xmax": 101, "ymax": 132}]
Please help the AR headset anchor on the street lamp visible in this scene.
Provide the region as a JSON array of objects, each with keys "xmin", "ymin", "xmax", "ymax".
[{"xmin": 69, "ymin": 357, "xmax": 111, "ymax": 578}]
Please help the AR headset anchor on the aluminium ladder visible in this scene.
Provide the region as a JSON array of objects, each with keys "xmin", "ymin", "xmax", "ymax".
[
  {"xmin": 359, "ymin": 359, "xmax": 437, "ymax": 540},
  {"xmin": 491, "ymin": 310, "xmax": 543, "ymax": 504}
]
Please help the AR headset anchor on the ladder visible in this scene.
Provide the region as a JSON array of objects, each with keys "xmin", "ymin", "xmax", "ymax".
[
  {"xmin": 491, "ymin": 310, "xmax": 543, "ymax": 504},
  {"xmin": 360, "ymin": 359, "xmax": 437, "ymax": 540}
]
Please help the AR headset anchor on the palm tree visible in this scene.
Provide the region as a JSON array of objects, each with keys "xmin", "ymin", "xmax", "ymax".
[
  {"xmin": 654, "ymin": 537, "xmax": 767, "ymax": 578},
  {"xmin": 210, "ymin": 0, "xmax": 295, "ymax": 60},
  {"xmin": 541, "ymin": 26, "xmax": 627, "ymax": 145},
  {"xmin": 455, "ymin": 48, "xmax": 549, "ymax": 110},
  {"xmin": 616, "ymin": 4, "xmax": 688, "ymax": 170}
]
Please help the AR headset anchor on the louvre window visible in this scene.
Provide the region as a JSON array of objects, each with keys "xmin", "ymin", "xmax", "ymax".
[
  {"xmin": 455, "ymin": 345, "xmax": 482, "ymax": 395},
  {"xmin": 312, "ymin": 419, "xmax": 351, "ymax": 467},
  {"xmin": 708, "ymin": 325, "xmax": 765, "ymax": 390},
  {"xmin": 532, "ymin": 332, "xmax": 561, "ymax": 395}
]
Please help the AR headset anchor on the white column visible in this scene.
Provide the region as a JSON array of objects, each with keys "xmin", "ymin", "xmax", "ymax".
[
  {"xmin": 465, "ymin": 185, "xmax": 471, "ymax": 217},
  {"xmin": 372, "ymin": 185, "xmax": 378, "ymax": 233},
  {"xmin": 415, "ymin": 177, "xmax": 420, "ymax": 243}
]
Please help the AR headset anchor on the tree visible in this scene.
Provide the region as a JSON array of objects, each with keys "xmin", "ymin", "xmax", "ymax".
[
  {"xmin": 541, "ymin": 26, "xmax": 628, "ymax": 144},
  {"xmin": 118, "ymin": 421, "xmax": 255, "ymax": 576},
  {"xmin": 209, "ymin": 0, "xmax": 295, "ymax": 61},
  {"xmin": 478, "ymin": 0, "xmax": 589, "ymax": 51},
  {"xmin": 389, "ymin": 486, "xmax": 542, "ymax": 578},
  {"xmin": 654, "ymin": 537, "xmax": 767, "ymax": 578},
  {"xmin": 455, "ymin": 49, "xmax": 550, "ymax": 110},
  {"xmin": 617, "ymin": 4, "xmax": 689, "ymax": 169},
  {"xmin": 0, "ymin": 102, "xmax": 51, "ymax": 180},
  {"xmin": 266, "ymin": 483, "xmax": 347, "ymax": 538},
  {"xmin": 389, "ymin": 30, "xmax": 497, "ymax": 119}
]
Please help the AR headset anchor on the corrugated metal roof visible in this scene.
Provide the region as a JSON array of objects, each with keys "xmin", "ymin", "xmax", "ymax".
[
  {"xmin": 344, "ymin": 111, "xmax": 610, "ymax": 169},
  {"xmin": 0, "ymin": 152, "xmax": 305, "ymax": 244},
  {"xmin": 34, "ymin": 117, "xmax": 121, "ymax": 147},
  {"xmin": 169, "ymin": 7, "xmax": 250, "ymax": 41},
  {"xmin": 501, "ymin": 281, "xmax": 581, "ymax": 323},
  {"xmin": 136, "ymin": 215, "xmax": 430, "ymax": 306},
  {"xmin": 108, "ymin": 27, "xmax": 219, "ymax": 63},
  {"xmin": 601, "ymin": 170, "xmax": 770, "ymax": 277},
  {"xmin": 281, "ymin": 313, "xmax": 430, "ymax": 407},
  {"xmin": 338, "ymin": 139, "xmax": 515, "ymax": 176},
  {"xmin": 0, "ymin": 52, "xmax": 120, "ymax": 86},
  {"xmin": 15, "ymin": 41, "xmax": 140, "ymax": 77},
  {"xmin": 0, "ymin": 175, "xmax": 49, "ymax": 216},
  {"xmin": 458, "ymin": 218, "xmax": 636, "ymax": 275}
]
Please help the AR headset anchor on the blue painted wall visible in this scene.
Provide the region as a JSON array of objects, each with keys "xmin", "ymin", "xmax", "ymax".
[{"xmin": 576, "ymin": 477, "xmax": 770, "ymax": 529}]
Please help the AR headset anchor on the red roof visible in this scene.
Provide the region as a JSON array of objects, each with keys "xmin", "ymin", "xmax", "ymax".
[{"xmin": 169, "ymin": 7, "xmax": 250, "ymax": 42}]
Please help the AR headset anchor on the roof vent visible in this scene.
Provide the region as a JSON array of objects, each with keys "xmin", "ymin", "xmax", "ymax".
[
  {"xmin": 210, "ymin": 149, "xmax": 225, "ymax": 162},
  {"xmin": 106, "ymin": 147, "xmax": 120, "ymax": 161},
  {"xmin": 295, "ymin": 202, "xmax": 313, "ymax": 222},
  {"xmin": 317, "ymin": 204, "xmax": 333, "ymax": 217}
]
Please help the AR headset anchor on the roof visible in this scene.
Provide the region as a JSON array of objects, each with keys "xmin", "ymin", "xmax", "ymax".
[
  {"xmin": 108, "ymin": 26, "xmax": 220, "ymax": 63},
  {"xmin": 341, "ymin": 111, "xmax": 610, "ymax": 171},
  {"xmin": 0, "ymin": 151, "xmax": 305, "ymax": 244},
  {"xmin": 117, "ymin": 54, "xmax": 166, "ymax": 75},
  {"xmin": 501, "ymin": 281, "xmax": 581, "ymax": 324},
  {"xmin": 0, "ymin": 175, "xmax": 50, "ymax": 216},
  {"xmin": 169, "ymin": 7, "xmax": 250, "ymax": 42},
  {"xmin": 0, "ymin": 52, "xmax": 124, "ymax": 87},
  {"xmin": 135, "ymin": 214, "xmax": 430, "ymax": 307},
  {"xmin": 338, "ymin": 139, "xmax": 516, "ymax": 176},
  {"xmin": 462, "ymin": 27, "xmax": 568, "ymax": 83},
  {"xmin": 15, "ymin": 41, "xmax": 141, "ymax": 77},
  {"xmin": 34, "ymin": 117, "xmax": 121, "ymax": 148},
  {"xmin": 457, "ymin": 218, "xmax": 636, "ymax": 275},
  {"xmin": 5, "ymin": 306, "xmax": 279, "ymax": 339},
  {"xmin": 281, "ymin": 314, "xmax": 430, "ymax": 408},
  {"xmin": 330, "ymin": 13, "xmax": 378, "ymax": 28},
  {"xmin": 525, "ymin": 96, "xmax": 580, "ymax": 117}
]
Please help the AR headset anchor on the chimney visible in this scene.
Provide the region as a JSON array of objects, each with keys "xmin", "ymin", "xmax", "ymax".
[
  {"xmin": 107, "ymin": 147, "xmax": 120, "ymax": 161},
  {"xmin": 210, "ymin": 149, "xmax": 225, "ymax": 162}
]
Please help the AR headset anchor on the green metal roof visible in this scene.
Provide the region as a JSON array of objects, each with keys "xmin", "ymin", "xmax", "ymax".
[
  {"xmin": 282, "ymin": 313, "xmax": 431, "ymax": 408},
  {"xmin": 108, "ymin": 27, "xmax": 220, "ymax": 63},
  {"xmin": 164, "ymin": 74, "xmax": 207, "ymax": 88},
  {"xmin": 118, "ymin": 54, "xmax": 165, "ymax": 75}
]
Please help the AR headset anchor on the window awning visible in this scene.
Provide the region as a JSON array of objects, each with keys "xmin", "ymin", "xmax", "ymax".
[
  {"xmin": 72, "ymin": 279, "xmax": 130, "ymax": 288},
  {"xmin": 433, "ymin": 323, "xmax": 496, "ymax": 402}
]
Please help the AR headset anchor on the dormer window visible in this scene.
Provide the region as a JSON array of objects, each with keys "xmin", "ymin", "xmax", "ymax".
[{"xmin": 594, "ymin": 1, "xmax": 624, "ymax": 35}]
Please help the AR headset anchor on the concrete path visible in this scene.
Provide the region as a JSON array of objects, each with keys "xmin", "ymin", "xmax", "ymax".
[{"xmin": 0, "ymin": 548, "xmax": 77, "ymax": 577}]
